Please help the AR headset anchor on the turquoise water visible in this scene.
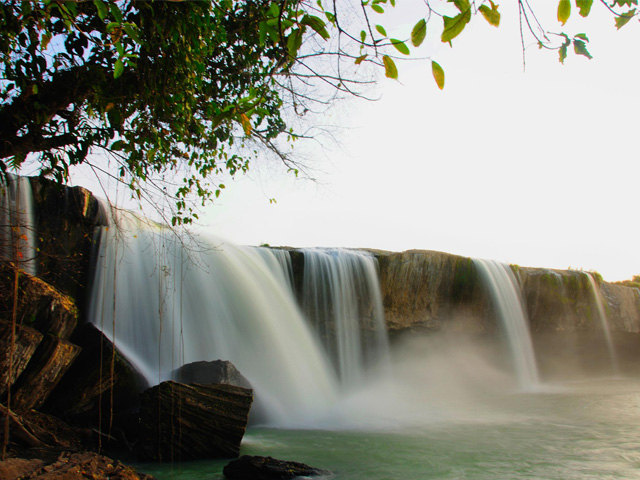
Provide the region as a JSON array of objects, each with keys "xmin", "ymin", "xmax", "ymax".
[{"xmin": 139, "ymin": 377, "xmax": 640, "ymax": 480}]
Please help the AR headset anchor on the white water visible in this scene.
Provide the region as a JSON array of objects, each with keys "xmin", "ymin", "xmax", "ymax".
[
  {"xmin": 473, "ymin": 259, "xmax": 540, "ymax": 390},
  {"xmin": 584, "ymin": 272, "xmax": 620, "ymax": 375},
  {"xmin": 299, "ymin": 248, "xmax": 390, "ymax": 387},
  {"xmin": 88, "ymin": 211, "xmax": 340, "ymax": 426},
  {"xmin": 0, "ymin": 174, "xmax": 37, "ymax": 275}
]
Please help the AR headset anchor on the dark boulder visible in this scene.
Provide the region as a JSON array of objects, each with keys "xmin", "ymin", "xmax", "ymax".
[
  {"xmin": 223, "ymin": 455, "xmax": 332, "ymax": 480},
  {"xmin": 173, "ymin": 360, "xmax": 252, "ymax": 389},
  {"xmin": 138, "ymin": 381, "xmax": 253, "ymax": 461}
]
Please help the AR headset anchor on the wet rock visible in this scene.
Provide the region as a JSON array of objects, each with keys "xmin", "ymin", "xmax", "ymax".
[
  {"xmin": 138, "ymin": 381, "xmax": 253, "ymax": 461},
  {"xmin": 223, "ymin": 455, "xmax": 332, "ymax": 480},
  {"xmin": 173, "ymin": 360, "xmax": 252, "ymax": 389}
]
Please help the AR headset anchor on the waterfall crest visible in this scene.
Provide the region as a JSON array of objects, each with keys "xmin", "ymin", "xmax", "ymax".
[
  {"xmin": 299, "ymin": 248, "xmax": 391, "ymax": 387},
  {"xmin": 88, "ymin": 211, "xmax": 340, "ymax": 426},
  {"xmin": 584, "ymin": 272, "xmax": 620, "ymax": 375},
  {"xmin": 473, "ymin": 258, "xmax": 540, "ymax": 390}
]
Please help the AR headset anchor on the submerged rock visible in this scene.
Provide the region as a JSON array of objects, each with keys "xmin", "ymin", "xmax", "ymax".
[
  {"xmin": 173, "ymin": 360, "xmax": 252, "ymax": 389},
  {"xmin": 138, "ymin": 381, "xmax": 253, "ymax": 461},
  {"xmin": 223, "ymin": 455, "xmax": 332, "ymax": 480}
]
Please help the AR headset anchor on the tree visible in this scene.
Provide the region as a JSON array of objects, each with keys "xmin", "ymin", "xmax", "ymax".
[{"xmin": 0, "ymin": 0, "xmax": 637, "ymax": 224}]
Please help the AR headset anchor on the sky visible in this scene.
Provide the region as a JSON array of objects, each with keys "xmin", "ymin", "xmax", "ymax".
[{"xmin": 73, "ymin": 1, "xmax": 640, "ymax": 282}]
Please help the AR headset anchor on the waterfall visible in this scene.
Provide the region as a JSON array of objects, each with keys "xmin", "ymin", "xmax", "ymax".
[
  {"xmin": 88, "ymin": 210, "xmax": 340, "ymax": 426},
  {"xmin": 584, "ymin": 272, "xmax": 619, "ymax": 375},
  {"xmin": 0, "ymin": 174, "xmax": 37, "ymax": 276},
  {"xmin": 473, "ymin": 259, "xmax": 540, "ymax": 390},
  {"xmin": 299, "ymin": 248, "xmax": 390, "ymax": 387}
]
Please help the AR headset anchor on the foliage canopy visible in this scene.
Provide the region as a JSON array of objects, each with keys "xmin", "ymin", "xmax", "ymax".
[{"xmin": 0, "ymin": 0, "xmax": 637, "ymax": 223}]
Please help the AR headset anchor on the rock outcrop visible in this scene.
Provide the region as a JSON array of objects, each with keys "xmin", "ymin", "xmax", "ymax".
[
  {"xmin": 138, "ymin": 381, "xmax": 253, "ymax": 461},
  {"xmin": 0, "ymin": 321, "xmax": 42, "ymax": 398},
  {"xmin": 0, "ymin": 266, "xmax": 82, "ymax": 412},
  {"xmin": 42, "ymin": 323, "xmax": 148, "ymax": 439},
  {"xmin": 28, "ymin": 177, "xmax": 108, "ymax": 305},
  {"xmin": 9, "ymin": 335, "xmax": 81, "ymax": 413}
]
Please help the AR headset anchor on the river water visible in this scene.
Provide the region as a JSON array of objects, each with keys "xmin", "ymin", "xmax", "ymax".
[{"xmin": 138, "ymin": 352, "xmax": 640, "ymax": 479}]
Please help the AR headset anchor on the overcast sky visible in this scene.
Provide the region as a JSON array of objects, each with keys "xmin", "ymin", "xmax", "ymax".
[{"xmin": 70, "ymin": 2, "xmax": 640, "ymax": 282}]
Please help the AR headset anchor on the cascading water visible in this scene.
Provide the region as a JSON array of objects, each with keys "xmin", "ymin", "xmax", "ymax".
[
  {"xmin": 473, "ymin": 258, "xmax": 540, "ymax": 390},
  {"xmin": 0, "ymin": 174, "xmax": 37, "ymax": 276},
  {"xmin": 88, "ymin": 209, "xmax": 340, "ymax": 426},
  {"xmin": 298, "ymin": 248, "xmax": 391, "ymax": 387},
  {"xmin": 584, "ymin": 272, "xmax": 620, "ymax": 375}
]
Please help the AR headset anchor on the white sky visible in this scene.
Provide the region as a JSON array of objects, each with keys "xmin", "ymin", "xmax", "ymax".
[
  {"xmin": 71, "ymin": 1, "xmax": 640, "ymax": 282},
  {"xmin": 194, "ymin": 1, "xmax": 640, "ymax": 282}
]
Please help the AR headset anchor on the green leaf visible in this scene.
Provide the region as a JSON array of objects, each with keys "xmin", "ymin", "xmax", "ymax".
[
  {"xmin": 360, "ymin": 30, "xmax": 367, "ymax": 43},
  {"xmin": 615, "ymin": 9, "xmax": 636, "ymax": 29},
  {"xmin": 614, "ymin": 0, "xmax": 637, "ymax": 6},
  {"xmin": 301, "ymin": 15, "xmax": 330, "ymax": 40},
  {"xmin": 479, "ymin": 1, "xmax": 501, "ymax": 27},
  {"xmin": 558, "ymin": 0, "xmax": 571, "ymax": 25},
  {"xmin": 558, "ymin": 34, "xmax": 570, "ymax": 63},
  {"xmin": 573, "ymin": 39, "xmax": 593, "ymax": 59},
  {"xmin": 441, "ymin": 10, "xmax": 472, "ymax": 44},
  {"xmin": 93, "ymin": 0, "xmax": 108, "ymax": 20},
  {"xmin": 390, "ymin": 38, "xmax": 410, "ymax": 55},
  {"xmin": 382, "ymin": 55, "xmax": 398, "ymax": 79},
  {"xmin": 376, "ymin": 24, "xmax": 387, "ymax": 37},
  {"xmin": 110, "ymin": 140, "xmax": 124, "ymax": 151},
  {"xmin": 411, "ymin": 19, "xmax": 427, "ymax": 47},
  {"xmin": 114, "ymin": 58, "xmax": 124, "ymax": 79},
  {"xmin": 574, "ymin": 33, "xmax": 589, "ymax": 41},
  {"xmin": 450, "ymin": 0, "xmax": 471, "ymax": 12},
  {"xmin": 109, "ymin": 2, "xmax": 123, "ymax": 24},
  {"xmin": 287, "ymin": 28, "xmax": 304, "ymax": 59},
  {"xmin": 371, "ymin": 4, "xmax": 384, "ymax": 13},
  {"xmin": 432, "ymin": 60, "xmax": 445, "ymax": 90},
  {"xmin": 576, "ymin": 0, "xmax": 593, "ymax": 17}
]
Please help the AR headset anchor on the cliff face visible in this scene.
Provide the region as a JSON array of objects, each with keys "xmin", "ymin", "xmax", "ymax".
[
  {"xmin": 370, "ymin": 249, "xmax": 640, "ymax": 336},
  {"xmin": 373, "ymin": 250, "xmax": 493, "ymax": 335}
]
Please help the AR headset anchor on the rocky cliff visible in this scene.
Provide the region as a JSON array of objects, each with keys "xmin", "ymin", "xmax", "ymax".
[{"xmin": 367, "ymin": 249, "xmax": 640, "ymax": 336}]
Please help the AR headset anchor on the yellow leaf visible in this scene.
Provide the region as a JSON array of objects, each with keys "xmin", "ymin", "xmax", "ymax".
[{"xmin": 240, "ymin": 113, "xmax": 252, "ymax": 136}]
